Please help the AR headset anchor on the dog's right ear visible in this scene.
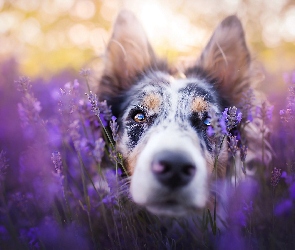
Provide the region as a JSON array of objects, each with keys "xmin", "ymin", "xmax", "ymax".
[
  {"xmin": 99, "ymin": 10, "xmax": 157, "ymax": 100},
  {"xmin": 192, "ymin": 16, "xmax": 251, "ymax": 105}
]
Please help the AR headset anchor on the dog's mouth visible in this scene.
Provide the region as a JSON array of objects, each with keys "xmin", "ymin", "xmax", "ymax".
[{"xmin": 145, "ymin": 199, "xmax": 197, "ymax": 216}]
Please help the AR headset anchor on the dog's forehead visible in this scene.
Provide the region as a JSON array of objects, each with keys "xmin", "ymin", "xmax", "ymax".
[{"xmin": 133, "ymin": 72, "xmax": 216, "ymax": 106}]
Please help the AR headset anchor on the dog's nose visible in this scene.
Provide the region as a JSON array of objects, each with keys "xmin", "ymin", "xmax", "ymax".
[{"xmin": 151, "ymin": 150, "xmax": 196, "ymax": 188}]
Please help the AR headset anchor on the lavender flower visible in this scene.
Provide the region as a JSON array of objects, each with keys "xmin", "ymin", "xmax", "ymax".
[
  {"xmin": 271, "ymin": 167, "xmax": 282, "ymax": 187},
  {"xmin": 240, "ymin": 144, "xmax": 248, "ymax": 162},
  {"xmin": 108, "ymin": 146, "xmax": 119, "ymax": 165},
  {"xmin": 207, "ymin": 107, "xmax": 242, "ymax": 137},
  {"xmin": 243, "ymin": 200, "xmax": 253, "ymax": 214},
  {"xmin": 102, "ymin": 169, "xmax": 124, "ymax": 206},
  {"xmin": 93, "ymin": 138, "xmax": 105, "ymax": 164},
  {"xmin": 206, "ymin": 109, "xmax": 226, "ymax": 138},
  {"xmin": 207, "ymin": 125, "xmax": 215, "ymax": 137},
  {"xmin": 256, "ymin": 101, "xmax": 274, "ymax": 124},
  {"xmin": 79, "ymin": 68, "xmax": 91, "ymax": 77},
  {"xmin": 280, "ymin": 84, "xmax": 295, "ymax": 124},
  {"xmin": 51, "ymin": 151, "xmax": 63, "ymax": 176},
  {"xmin": 99, "ymin": 100, "xmax": 113, "ymax": 122},
  {"xmin": 78, "ymin": 100, "xmax": 100, "ymax": 130},
  {"xmin": 15, "ymin": 76, "xmax": 32, "ymax": 93},
  {"xmin": 110, "ymin": 116, "xmax": 119, "ymax": 142},
  {"xmin": 274, "ymin": 199, "xmax": 292, "ymax": 215},
  {"xmin": 68, "ymin": 120, "xmax": 81, "ymax": 150},
  {"xmin": 86, "ymin": 91, "xmax": 100, "ymax": 116},
  {"xmin": 240, "ymin": 144, "xmax": 248, "ymax": 174},
  {"xmin": 19, "ymin": 227, "xmax": 40, "ymax": 249},
  {"xmin": 240, "ymin": 88, "xmax": 255, "ymax": 122},
  {"xmin": 228, "ymin": 135, "xmax": 238, "ymax": 156},
  {"xmin": 16, "ymin": 76, "xmax": 43, "ymax": 129},
  {"xmin": 59, "ymin": 82, "xmax": 79, "ymax": 115},
  {"xmin": 224, "ymin": 106, "xmax": 242, "ymax": 131}
]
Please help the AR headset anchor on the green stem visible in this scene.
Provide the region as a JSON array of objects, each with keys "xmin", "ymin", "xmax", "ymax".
[{"xmin": 261, "ymin": 119, "xmax": 265, "ymax": 166}]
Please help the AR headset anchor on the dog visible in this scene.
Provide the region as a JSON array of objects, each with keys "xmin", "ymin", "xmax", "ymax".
[{"xmin": 97, "ymin": 10, "xmax": 271, "ymax": 216}]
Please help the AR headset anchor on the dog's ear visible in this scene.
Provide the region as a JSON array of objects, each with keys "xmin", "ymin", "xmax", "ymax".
[
  {"xmin": 196, "ymin": 16, "xmax": 251, "ymax": 104},
  {"xmin": 99, "ymin": 10, "xmax": 156, "ymax": 100}
]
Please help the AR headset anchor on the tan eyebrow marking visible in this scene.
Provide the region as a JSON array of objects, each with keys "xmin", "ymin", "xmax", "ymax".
[
  {"xmin": 191, "ymin": 97, "xmax": 208, "ymax": 113},
  {"xmin": 143, "ymin": 93, "xmax": 162, "ymax": 112}
]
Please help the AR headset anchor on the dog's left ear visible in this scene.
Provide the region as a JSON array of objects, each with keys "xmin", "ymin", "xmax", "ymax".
[
  {"xmin": 99, "ymin": 10, "xmax": 157, "ymax": 100},
  {"xmin": 195, "ymin": 16, "xmax": 251, "ymax": 104}
]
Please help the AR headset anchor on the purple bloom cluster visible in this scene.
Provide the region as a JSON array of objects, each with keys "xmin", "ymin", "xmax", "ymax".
[
  {"xmin": 207, "ymin": 106, "xmax": 243, "ymax": 160},
  {"xmin": 280, "ymin": 74, "xmax": 295, "ymax": 126},
  {"xmin": 270, "ymin": 167, "xmax": 282, "ymax": 187},
  {"xmin": 240, "ymin": 88, "xmax": 255, "ymax": 122},
  {"xmin": 207, "ymin": 106, "xmax": 242, "ymax": 138}
]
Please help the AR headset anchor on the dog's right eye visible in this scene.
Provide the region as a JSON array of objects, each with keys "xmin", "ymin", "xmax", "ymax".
[
  {"xmin": 133, "ymin": 112, "xmax": 146, "ymax": 123},
  {"xmin": 203, "ymin": 117, "xmax": 211, "ymax": 126}
]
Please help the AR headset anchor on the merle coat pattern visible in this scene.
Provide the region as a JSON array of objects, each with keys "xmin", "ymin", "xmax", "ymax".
[{"xmin": 98, "ymin": 10, "xmax": 271, "ymax": 216}]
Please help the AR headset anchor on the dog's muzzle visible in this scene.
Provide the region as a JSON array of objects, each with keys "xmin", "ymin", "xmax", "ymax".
[{"xmin": 151, "ymin": 150, "xmax": 196, "ymax": 189}]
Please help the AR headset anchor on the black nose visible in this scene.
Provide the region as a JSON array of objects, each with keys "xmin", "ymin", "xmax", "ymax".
[{"xmin": 151, "ymin": 150, "xmax": 196, "ymax": 188}]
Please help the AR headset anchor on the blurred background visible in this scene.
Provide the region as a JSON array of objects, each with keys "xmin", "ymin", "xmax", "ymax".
[{"xmin": 0, "ymin": 0, "xmax": 294, "ymax": 87}]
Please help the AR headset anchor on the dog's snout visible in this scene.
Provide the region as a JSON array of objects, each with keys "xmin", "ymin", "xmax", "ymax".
[{"xmin": 151, "ymin": 150, "xmax": 196, "ymax": 188}]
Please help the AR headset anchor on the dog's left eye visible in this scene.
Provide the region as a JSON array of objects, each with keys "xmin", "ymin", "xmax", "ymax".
[
  {"xmin": 203, "ymin": 117, "xmax": 211, "ymax": 126},
  {"xmin": 133, "ymin": 112, "xmax": 146, "ymax": 123}
]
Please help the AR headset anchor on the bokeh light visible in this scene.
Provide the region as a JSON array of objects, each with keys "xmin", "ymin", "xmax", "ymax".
[{"xmin": 0, "ymin": 0, "xmax": 294, "ymax": 78}]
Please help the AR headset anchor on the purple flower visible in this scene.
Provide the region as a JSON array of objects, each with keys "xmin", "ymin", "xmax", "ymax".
[
  {"xmin": 208, "ymin": 106, "xmax": 242, "ymax": 137},
  {"xmin": 86, "ymin": 91, "xmax": 100, "ymax": 116},
  {"xmin": 110, "ymin": 116, "xmax": 119, "ymax": 142},
  {"xmin": 271, "ymin": 167, "xmax": 282, "ymax": 187},
  {"xmin": 292, "ymin": 71, "xmax": 295, "ymax": 84},
  {"xmin": 51, "ymin": 151, "xmax": 63, "ymax": 176},
  {"xmin": 256, "ymin": 101, "xmax": 274, "ymax": 124},
  {"xmin": 20, "ymin": 227, "xmax": 40, "ymax": 249},
  {"xmin": 237, "ymin": 112, "xmax": 242, "ymax": 123},
  {"xmin": 220, "ymin": 115, "xmax": 227, "ymax": 135},
  {"xmin": 93, "ymin": 138, "xmax": 105, "ymax": 163},
  {"xmin": 240, "ymin": 144, "xmax": 248, "ymax": 162},
  {"xmin": 243, "ymin": 200, "xmax": 253, "ymax": 214},
  {"xmin": 228, "ymin": 135, "xmax": 238, "ymax": 156},
  {"xmin": 206, "ymin": 108, "xmax": 226, "ymax": 138},
  {"xmin": 275, "ymin": 199, "xmax": 293, "ymax": 215},
  {"xmin": 79, "ymin": 68, "xmax": 91, "ymax": 77},
  {"xmin": 226, "ymin": 106, "xmax": 242, "ymax": 130},
  {"xmin": 15, "ymin": 76, "xmax": 32, "ymax": 93},
  {"xmin": 280, "ymin": 84, "xmax": 295, "ymax": 125},
  {"xmin": 17, "ymin": 79, "xmax": 44, "ymax": 130},
  {"xmin": 207, "ymin": 125, "xmax": 215, "ymax": 136},
  {"xmin": 266, "ymin": 105, "xmax": 274, "ymax": 122},
  {"xmin": 98, "ymin": 100, "xmax": 113, "ymax": 122},
  {"xmin": 239, "ymin": 88, "xmax": 255, "ymax": 122},
  {"xmin": 68, "ymin": 120, "xmax": 81, "ymax": 150}
]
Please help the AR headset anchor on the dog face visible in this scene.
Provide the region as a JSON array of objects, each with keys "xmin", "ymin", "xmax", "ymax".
[
  {"xmin": 99, "ymin": 10, "xmax": 251, "ymax": 216},
  {"xmin": 118, "ymin": 73, "xmax": 222, "ymax": 215}
]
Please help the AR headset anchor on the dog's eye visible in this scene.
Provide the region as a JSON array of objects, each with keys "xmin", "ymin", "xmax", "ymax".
[
  {"xmin": 133, "ymin": 112, "xmax": 146, "ymax": 123},
  {"xmin": 203, "ymin": 117, "xmax": 211, "ymax": 126}
]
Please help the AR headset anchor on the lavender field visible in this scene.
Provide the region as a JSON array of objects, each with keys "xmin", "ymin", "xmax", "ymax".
[
  {"xmin": 0, "ymin": 57, "xmax": 295, "ymax": 249},
  {"xmin": 1, "ymin": 0, "xmax": 295, "ymax": 249}
]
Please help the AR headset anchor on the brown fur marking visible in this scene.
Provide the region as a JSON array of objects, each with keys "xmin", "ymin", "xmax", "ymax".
[
  {"xmin": 191, "ymin": 97, "xmax": 208, "ymax": 113},
  {"xmin": 143, "ymin": 93, "xmax": 162, "ymax": 112}
]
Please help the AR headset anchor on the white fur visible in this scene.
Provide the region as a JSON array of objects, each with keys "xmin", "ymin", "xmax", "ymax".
[{"xmin": 128, "ymin": 74, "xmax": 211, "ymax": 215}]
